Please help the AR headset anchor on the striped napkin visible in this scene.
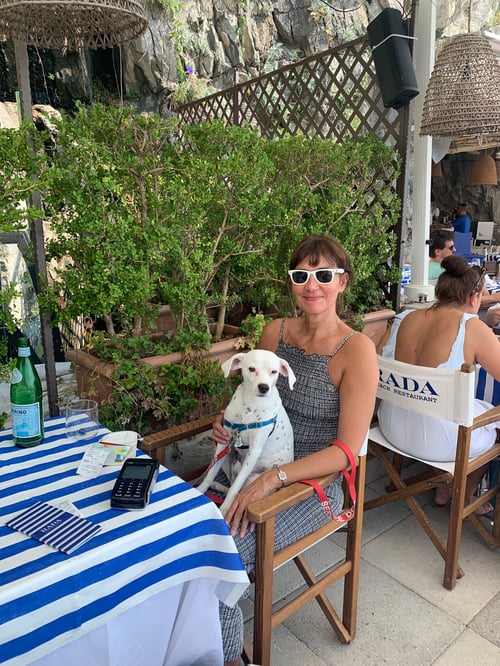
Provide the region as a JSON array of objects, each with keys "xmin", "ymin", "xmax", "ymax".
[{"xmin": 6, "ymin": 502, "xmax": 102, "ymax": 554}]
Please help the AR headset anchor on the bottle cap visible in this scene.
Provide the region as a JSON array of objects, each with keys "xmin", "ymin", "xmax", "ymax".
[{"xmin": 18, "ymin": 337, "xmax": 29, "ymax": 348}]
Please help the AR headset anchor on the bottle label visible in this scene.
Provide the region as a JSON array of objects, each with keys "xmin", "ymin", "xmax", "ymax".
[
  {"xmin": 11, "ymin": 403, "xmax": 42, "ymax": 438},
  {"xmin": 18, "ymin": 348, "xmax": 31, "ymax": 357},
  {"xmin": 10, "ymin": 369, "xmax": 23, "ymax": 385}
]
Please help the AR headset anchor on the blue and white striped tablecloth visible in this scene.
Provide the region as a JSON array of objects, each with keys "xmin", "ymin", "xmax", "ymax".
[{"xmin": 0, "ymin": 417, "xmax": 248, "ymax": 666}]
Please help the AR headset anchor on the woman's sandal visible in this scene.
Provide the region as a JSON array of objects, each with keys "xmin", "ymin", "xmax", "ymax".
[{"xmin": 475, "ymin": 502, "xmax": 494, "ymax": 516}]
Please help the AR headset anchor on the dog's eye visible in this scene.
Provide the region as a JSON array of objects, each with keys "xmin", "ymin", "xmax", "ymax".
[
  {"xmin": 248, "ymin": 366, "xmax": 255, "ymax": 372},
  {"xmin": 271, "ymin": 370, "xmax": 278, "ymax": 374}
]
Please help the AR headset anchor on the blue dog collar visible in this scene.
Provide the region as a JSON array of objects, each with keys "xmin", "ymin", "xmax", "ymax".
[{"xmin": 223, "ymin": 416, "xmax": 278, "ymax": 432}]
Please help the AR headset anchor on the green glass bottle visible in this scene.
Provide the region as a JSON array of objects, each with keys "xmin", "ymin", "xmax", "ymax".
[{"xmin": 10, "ymin": 337, "xmax": 44, "ymax": 447}]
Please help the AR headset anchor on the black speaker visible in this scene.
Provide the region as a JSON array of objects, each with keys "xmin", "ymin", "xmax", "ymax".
[{"xmin": 367, "ymin": 8, "xmax": 419, "ymax": 110}]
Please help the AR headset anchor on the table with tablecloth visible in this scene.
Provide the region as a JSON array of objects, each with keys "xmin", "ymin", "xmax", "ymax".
[{"xmin": 0, "ymin": 417, "xmax": 249, "ymax": 666}]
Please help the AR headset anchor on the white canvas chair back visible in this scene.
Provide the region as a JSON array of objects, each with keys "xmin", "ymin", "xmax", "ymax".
[{"xmin": 376, "ymin": 355, "xmax": 476, "ymax": 426}]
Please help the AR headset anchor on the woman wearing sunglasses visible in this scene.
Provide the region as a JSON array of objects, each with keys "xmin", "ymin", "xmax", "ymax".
[
  {"xmin": 214, "ymin": 234, "xmax": 378, "ymax": 666},
  {"xmin": 378, "ymin": 255, "xmax": 500, "ymax": 513}
]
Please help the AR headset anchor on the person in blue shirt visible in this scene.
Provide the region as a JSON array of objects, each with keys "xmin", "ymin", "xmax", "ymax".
[{"xmin": 452, "ymin": 203, "xmax": 472, "ymax": 234}]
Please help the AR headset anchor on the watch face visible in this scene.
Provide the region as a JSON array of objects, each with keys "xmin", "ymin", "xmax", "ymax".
[{"xmin": 278, "ymin": 470, "xmax": 287, "ymax": 481}]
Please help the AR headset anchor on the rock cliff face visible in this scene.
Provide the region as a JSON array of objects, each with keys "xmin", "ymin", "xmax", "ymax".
[{"xmin": 0, "ymin": 0, "xmax": 497, "ymax": 114}]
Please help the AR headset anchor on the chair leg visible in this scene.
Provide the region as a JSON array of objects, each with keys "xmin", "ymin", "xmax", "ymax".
[
  {"xmin": 443, "ymin": 445, "xmax": 470, "ymax": 590},
  {"xmin": 252, "ymin": 518, "xmax": 276, "ymax": 666},
  {"xmin": 368, "ymin": 443, "xmax": 464, "ymax": 580},
  {"xmin": 342, "ymin": 454, "xmax": 366, "ymax": 639}
]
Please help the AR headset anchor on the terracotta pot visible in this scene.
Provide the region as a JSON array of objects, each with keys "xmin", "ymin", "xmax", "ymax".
[
  {"xmin": 65, "ymin": 324, "xmax": 241, "ymax": 404},
  {"xmin": 66, "ymin": 313, "xmax": 393, "ymax": 405},
  {"xmin": 361, "ymin": 308, "xmax": 395, "ymax": 347}
]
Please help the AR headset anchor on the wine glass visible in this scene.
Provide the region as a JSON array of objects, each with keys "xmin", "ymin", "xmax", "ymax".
[{"xmin": 65, "ymin": 399, "xmax": 99, "ymax": 442}]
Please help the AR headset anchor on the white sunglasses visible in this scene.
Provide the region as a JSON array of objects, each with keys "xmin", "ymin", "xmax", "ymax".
[{"xmin": 288, "ymin": 268, "xmax": 345, "ymax": 285}]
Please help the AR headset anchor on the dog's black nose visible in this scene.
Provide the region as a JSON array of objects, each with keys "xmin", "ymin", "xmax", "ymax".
[{"xmin": 258, "ymin": 384, "xmax": 270, "ymax": 394}]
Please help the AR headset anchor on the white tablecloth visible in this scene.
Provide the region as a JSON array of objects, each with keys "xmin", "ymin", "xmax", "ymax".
[
  {"xmin": 0, "ymin": 417, "xmax": 249, "ymax": 666},
  {"xmin": 30, "ymin": 579, "xmax": 224, "ymax": 666}
]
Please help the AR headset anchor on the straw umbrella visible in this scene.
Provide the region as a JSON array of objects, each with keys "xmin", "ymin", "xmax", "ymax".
[{"xmin": 0, "ymin": 1, "xmax": 148, "ymax": 415}]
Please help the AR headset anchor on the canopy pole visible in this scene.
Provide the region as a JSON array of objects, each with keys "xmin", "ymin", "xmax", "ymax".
[
  {"xmin": 14, "ymin": 39, "xmax": 59, "ymax": 416},
  {"xmin": 404, "ymin": 0, "xmax": 436, "ymax": 304}
]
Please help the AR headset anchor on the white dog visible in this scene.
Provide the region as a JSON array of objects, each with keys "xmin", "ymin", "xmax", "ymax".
[{"xmin": 195, "ymin": 349, "xmax": 296, "ymax": 516}]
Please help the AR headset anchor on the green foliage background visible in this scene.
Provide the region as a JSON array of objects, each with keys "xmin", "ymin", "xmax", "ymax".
[{"xmin": 1, "ymin": 108, "xmax": 401, "ymax": 433}]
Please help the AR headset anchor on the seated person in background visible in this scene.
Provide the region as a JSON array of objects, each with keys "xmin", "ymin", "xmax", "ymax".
[
  {"xmin": 479, "ymin": 277, "xmax": 500, "ymax": 308},
  {"xmin": 452, "ymin": 203, "xmax": 472, "ymax": 234},
  {"xmin": 378, "ymin": 255, "xmax": 500, "ymax": 515},
  {"xmin": 428, "ymin": 228, "xmax": 455, "ymax": 281},
  {"xmin": 485, "ymin": 303, "xmax": 500, "ymax": 329}
]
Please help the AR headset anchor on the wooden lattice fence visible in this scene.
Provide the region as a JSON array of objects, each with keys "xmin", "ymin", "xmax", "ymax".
[
  {"xmin": 177, "ymin": 35, "xmax": 410, "ymax": 309},
  {"xmin": 178, "ymin": 36, "xmax": 403, "ymax": 147}
]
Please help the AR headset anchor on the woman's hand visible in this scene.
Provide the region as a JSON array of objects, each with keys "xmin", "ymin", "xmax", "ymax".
[
  {"xmin": 224, "ymin": 469, "xmax": 278, "ymax": 538},
  {"xmin": 212, "ymin": 411, "xmax": 230, "ymax": 445}
]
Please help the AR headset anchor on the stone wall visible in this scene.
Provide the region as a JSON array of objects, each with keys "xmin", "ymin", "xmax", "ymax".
[{"xmin": 1, "ymin": 1, "xmax": 497, "ymax": 114}]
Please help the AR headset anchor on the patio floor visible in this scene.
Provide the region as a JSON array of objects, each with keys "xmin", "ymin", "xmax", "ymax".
[{"xmin": 239, "ymin": 456, "xmax": 500, "ymax": 665}]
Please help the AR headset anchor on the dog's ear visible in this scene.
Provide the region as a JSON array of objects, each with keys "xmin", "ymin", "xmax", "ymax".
[
  {"xmin": 279, "ymin": 359, "xmax": 297, "ymax": 390},
  {"xmin": 221, "ymin": 353, "xmax": 247, "ymax": 378}
]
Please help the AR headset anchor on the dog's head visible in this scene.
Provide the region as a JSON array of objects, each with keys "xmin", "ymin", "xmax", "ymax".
[{"xmin": 221, "ymin": 350, "xmax": 296, "ymax": 396}]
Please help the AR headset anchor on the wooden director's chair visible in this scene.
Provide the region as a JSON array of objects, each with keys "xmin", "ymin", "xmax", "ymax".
[
  {"xmin": 365, "ymin": 355, "xmax": 500, "ymax": 590},
  {"xmin": 142, "ymin": 418, "xmax": 367, "ymax": 666}
]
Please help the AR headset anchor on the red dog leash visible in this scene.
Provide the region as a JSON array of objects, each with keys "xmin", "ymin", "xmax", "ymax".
[{"xmin": 298, "ymin": 439, "xmax": 356, "ymax": 523}]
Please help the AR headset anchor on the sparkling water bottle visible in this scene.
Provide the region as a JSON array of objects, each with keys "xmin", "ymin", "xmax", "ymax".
[{"xmin": 10, "ymin": 337, "xmax": 44, "ymax": 447}]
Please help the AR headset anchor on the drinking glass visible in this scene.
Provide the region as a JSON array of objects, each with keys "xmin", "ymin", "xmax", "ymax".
[{"xmin": 65, "ymin": 399, "xmax": 99, "ymax": 441}]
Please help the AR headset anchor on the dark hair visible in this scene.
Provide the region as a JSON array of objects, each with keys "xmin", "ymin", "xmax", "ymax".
[
  {"xmin": 429, "ymin": 229, "xmax": 455, "ymax": 257},
  {"xmin": 289, "ymin": 234, "xmax": 353, "ymax": 281},
  {"xmin": 435, "ymin": 255, "xmax": 484, "ymax": 305}
]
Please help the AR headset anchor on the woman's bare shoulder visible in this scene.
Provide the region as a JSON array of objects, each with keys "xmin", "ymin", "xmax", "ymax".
[
  {"xmin": 338, "ymin": 329, "xmax": 377, "ymax": 362},
  {"xmin": 258, "ymin": 317, "xmax": 285, "ymax": 350}
]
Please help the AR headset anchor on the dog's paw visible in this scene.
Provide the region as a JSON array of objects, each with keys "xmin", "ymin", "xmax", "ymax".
[{"xmin": 219, "ymin": 499, "xmax": 232, "ymax": 517}]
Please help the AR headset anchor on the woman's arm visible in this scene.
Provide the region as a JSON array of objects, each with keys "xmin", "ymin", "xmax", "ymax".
[
  {"xmin": 485, "ymin": 304, "xmax": 500, "ymax": 328},
  {"xmin": 468, "ymin": 318, "xmax": 500, "ymax": 381}
]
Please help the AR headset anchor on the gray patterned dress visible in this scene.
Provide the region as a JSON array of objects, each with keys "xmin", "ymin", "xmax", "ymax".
[{"xmin": 219, "ymin": 320, "xmax": 356, "ymax": 661}]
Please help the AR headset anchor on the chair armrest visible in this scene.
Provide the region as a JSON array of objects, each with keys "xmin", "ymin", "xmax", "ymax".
[
  {"xmin": 141, "ymin": 415, "xmax": 216, "ymax": 455},
  {"xmin": 472, "ymin": 403, "xmax": 500, "ymax": 430},
  {"xmin": 247, "ymin": 473, "xmax": 338, "ymax": 523}
]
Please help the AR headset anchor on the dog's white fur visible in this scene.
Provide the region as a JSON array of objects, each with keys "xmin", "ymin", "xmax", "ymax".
[{"xmin": 195, "ymin": 349, "xmax": 295, "ymax": 516}]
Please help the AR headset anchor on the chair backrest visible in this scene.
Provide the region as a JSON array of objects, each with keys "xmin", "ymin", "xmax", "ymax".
[
  {"xmin": 453, "ymin": 231, "xmax": 472, "ymax": 256},
  {"xmin": 376, "ymin": 355, "xmax": 476, "ymax": 426},
  {"xmin": 475, "ymin": 365, "xmax": 500, "ymax": 406}
]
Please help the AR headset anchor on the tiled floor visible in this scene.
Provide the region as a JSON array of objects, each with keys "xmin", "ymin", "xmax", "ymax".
[{"xmin": 239, "ymin": 458, "xmax": 500, "ymax": 665}]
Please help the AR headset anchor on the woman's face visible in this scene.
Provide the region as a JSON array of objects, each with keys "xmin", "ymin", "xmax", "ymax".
[{"xmin": 291, "ymin": 255, "xmax": 348, "ymax": 315}]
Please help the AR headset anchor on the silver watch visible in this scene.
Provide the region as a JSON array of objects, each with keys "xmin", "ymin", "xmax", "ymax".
[{"xmin": 277, "ymin": 466, "xmax": 287, "ymax": 488}]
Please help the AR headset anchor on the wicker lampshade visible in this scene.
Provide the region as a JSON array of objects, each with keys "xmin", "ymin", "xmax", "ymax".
[
  {"xmin": 467, "ymin": 154, "xmax": 498, "ymax": 185},
  {"xmin": 0, "ymin": 0, "xmax": 147, "ymax": 50},
  {"xmin": 420, "ymin": 34, "xmax": 500, "ymax": 138},
  {"xmin": 431, "ymin": 160, "xmax": 442, "ymax": 177}
]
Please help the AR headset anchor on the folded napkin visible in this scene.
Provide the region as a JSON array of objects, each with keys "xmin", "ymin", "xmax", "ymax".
[{"xmin": 6, "ymin": 501, "xmax": 102, "ymax": 554}]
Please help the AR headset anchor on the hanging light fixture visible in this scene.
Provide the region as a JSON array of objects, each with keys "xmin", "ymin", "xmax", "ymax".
[
  {"xmin": 419, "ymin": 32, "xmax": 500, "ymax": 138},
  {"xmin": 420, "ymin": 1, "xmax": 500, "ymax": 138},
  {"xmin": 0, "ymin": 0, "xmax": 148, "ymax": 50},
  {"xmin": 431, "ymin": 160, "xmax": 442, "ymax": 177},
  {"xmin": 467, "ymin": 153, "xmax": 498, "ymax": 185}
]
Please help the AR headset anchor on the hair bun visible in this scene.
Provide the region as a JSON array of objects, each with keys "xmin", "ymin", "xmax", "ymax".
[{"xmin": 441, "ymin": 254, "xmax": 468, "ymax": 277}]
